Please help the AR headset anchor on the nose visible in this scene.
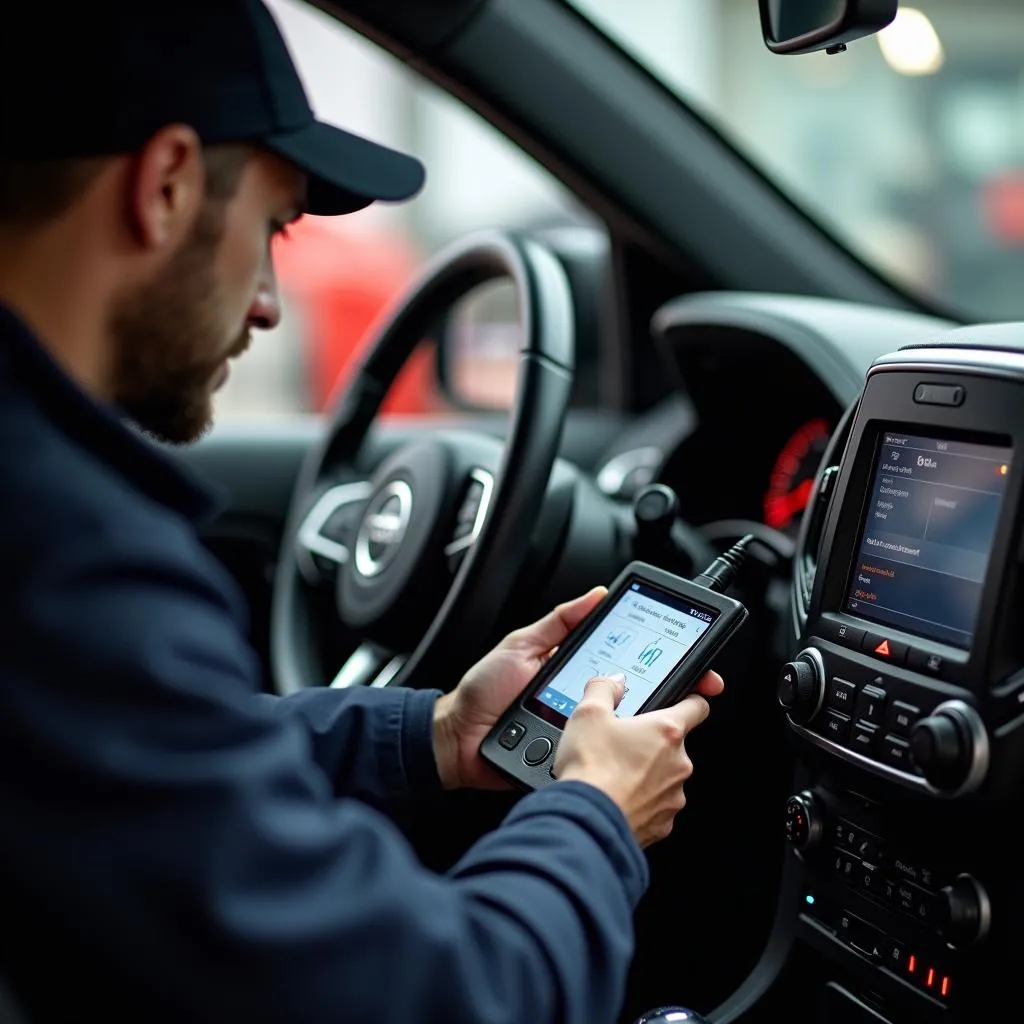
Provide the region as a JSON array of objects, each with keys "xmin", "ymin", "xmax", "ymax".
[{"xmin": 247, "ymin": 254, "xmax": 282, "ymax": 332}]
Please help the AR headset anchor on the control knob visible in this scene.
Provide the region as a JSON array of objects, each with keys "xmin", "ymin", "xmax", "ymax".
[
  {"xmin": 777, "ymin": 648, "xmax": 825, "ymax": 723},
  {"xmin": 909, "ymin": 700, "xmax": 989, "ymax": 795},
  {"xmin": 784, "ymin": 790, "xmax": 823, "ymax": 853},
  {"xmin": 937, "ymin": 874, "xmax": 991, "ymax": 950}
]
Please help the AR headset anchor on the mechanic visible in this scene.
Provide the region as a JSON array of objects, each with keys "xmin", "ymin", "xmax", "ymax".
[{"xmin": 0, "ymin": 3, "xmax": 724, "ymax": 1022}]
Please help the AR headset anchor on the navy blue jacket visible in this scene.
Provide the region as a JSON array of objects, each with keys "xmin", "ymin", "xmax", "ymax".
[{"xmin": 0, "ymin": 305, "xmax": 649, "ymax": 1023}]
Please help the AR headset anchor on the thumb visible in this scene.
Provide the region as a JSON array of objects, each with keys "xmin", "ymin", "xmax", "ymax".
[{"xmin": 577, "ymin": 672, "xmax": 626, "ymax": 712}]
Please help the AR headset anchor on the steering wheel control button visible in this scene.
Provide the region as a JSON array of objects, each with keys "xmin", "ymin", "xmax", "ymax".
[
  {"xmin": 827, "ymin": 677, "xmax": 857, "ymax": 713},
  {"xmin": 861, "ymin": 632, "xmax": 908, "ymax": 665},
  {"xmin": 913, "ymin": 382, "xmax": 965, "ymax": 407},
  {"xmin": 884, "ymin": 700, "xmax": 920, "ymax": 737},
  {"xmin": 523, "ymin": 737, "xmax": 553, "ymax": 766},
  {"xmin": 854, "ymin": 683, "xmax": 887, "ymax": 725},
  {"xmin": 817, "ymin": 620, "xmax": 865, "ymax": 650},
  {"xmin": 777, "ymin": 648, "xmax": 825, "ymax": 723},
  {"xmin": 498, "ymin": 721, "xmax": 527, "ymax": 751}
]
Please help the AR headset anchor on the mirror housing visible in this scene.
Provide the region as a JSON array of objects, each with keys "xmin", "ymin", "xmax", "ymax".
[{"xmin": 758, "ymin": 0, "xmax": 897, "ymax": 55}]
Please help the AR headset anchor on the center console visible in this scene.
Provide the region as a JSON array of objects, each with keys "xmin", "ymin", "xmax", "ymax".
[{"xmin": 758, "ymin": 330, "xmax": 1024, "ymax": 1023}]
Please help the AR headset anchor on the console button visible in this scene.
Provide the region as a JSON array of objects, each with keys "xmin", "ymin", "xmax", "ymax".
[
  {"xmin": 862, "ymin": 632, "xmax": 909, "ymax": 665},
  {"xmin": 880, "ymin": 734, "xmax": 913, "ymax": 771},
  {"xmin": 914, "ymin": 382, "xmax": 965, "ymax": 407},
  {"xmin": 885, "ymin": 700, "xmax": 920, "ymax": 737},
  {"xmin": 498, "ymin": 721, "xmax": 527, "ymax": 750},
  {"xmin": 908, "ymin": 647, "xmax": 946, "ymax": 677},
  {"xmin": 828, "ymin": 678, "xmax": 857, "ymax": 713},
  {"xmin": 522, "ymin": 737, "xmax": 553, "ymax": 766},
  {"xmin": 838, "ymin": 910, "xmax": 886, "ymax": 962},
  {"xmin": 819, "ymin": 620, "xmax": 865, "ymax": 649},
  {"xmin": 855, "ymin": 683, "xmax": 886, "ymax": 725},
  {"xmin": 850, "ymin": 723, "xmax": 878, "ymax": 756},
  {"xmin": 822, "ymin": 710, "xmax": 851, "ymax": 744},
  {"xmin": 884, "ymin": 937, "xmax": 909, "ymax": 972},
  {"xmin": 857, "ymin": 860, "xmax": 881, "ymax": 896},
  {"xmin": 833, "ymin": 850, "xmax": 858, "ymax": 883}
]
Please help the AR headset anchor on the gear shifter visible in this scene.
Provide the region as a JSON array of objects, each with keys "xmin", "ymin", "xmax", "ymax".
[
  {"xmin": 631, "ymin": 484, "xmax": 714, "ymax": 578},
  {"xmin": 633, "ymin": 1007, "xmax": 710, "ymax": 1024}
]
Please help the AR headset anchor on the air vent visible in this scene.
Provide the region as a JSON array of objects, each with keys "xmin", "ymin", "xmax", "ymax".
[{"xmin": 791, "ymin": 401, "xmax": 857, "ymax": 630}]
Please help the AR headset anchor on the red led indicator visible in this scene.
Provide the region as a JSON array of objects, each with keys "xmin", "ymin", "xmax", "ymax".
[
  {"xmin": 874, "ymin": 639, "xmax": 891, "ymax": 657},
  {"xmin": 941, "ymin": 976, "xmax": 951, "ymax": 998},
  {"xmin": 907, "ymin": 955, "xmax": 917, "ymax": 974},
  {"xmin": 926, "ymin": 967, "xmax": 936, "ymax": 988}
]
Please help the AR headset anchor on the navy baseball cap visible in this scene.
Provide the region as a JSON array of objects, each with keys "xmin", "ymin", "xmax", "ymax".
[{"xmin": 0, "ymin": 0, "xmax": 425, "ymax": 216}]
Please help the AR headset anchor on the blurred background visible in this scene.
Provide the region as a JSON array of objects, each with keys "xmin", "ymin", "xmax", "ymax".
[{"xmin": 217, "ymin": 0, "xmax": 1024, "ymax": 422}]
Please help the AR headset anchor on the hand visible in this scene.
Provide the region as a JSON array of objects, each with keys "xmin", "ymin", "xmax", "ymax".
[
  {"xmin": 555, "ymin": 670, "xmax": 725, "ymax": 848},
  {"xmin": 432, "ymin": 587, "xmax": 608, "ymax": 790}
]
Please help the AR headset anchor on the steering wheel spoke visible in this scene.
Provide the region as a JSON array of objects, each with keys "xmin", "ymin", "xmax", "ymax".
[
  {"xmin": 330, "ymin": 642, "xmax": 407, "ymax": 689},
  {"xmin": 296, "ymin": 482, "xmax": 372, "ymax": 584}
]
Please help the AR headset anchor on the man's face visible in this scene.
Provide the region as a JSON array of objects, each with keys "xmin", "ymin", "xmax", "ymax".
[{"xmin": 111, "ymin": 150, "xmax": 304, "ymax": 444}]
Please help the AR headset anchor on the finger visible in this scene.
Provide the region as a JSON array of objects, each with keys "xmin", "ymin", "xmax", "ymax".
[
  {"xmin": 657, "ymin": 692, "xmax": 711, "ymax": 735},
  {"xmin": 510, "ymin": 586, "xmax": 607, "ymax": 653},
  {"xmin": 694, "ymin": 670, "xmax": 724, "ymax": 698},
  {"xmin": 576, "ymin": 672, "xmax": 626, "ymax": 712}
]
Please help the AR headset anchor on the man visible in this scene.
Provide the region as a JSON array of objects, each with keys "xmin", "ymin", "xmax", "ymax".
[{"xmin": 0, "ymin": 3, "xmax": 724, "ymax": 1022}]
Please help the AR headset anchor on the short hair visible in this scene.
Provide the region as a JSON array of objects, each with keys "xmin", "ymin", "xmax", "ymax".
[{"xmin": 0, "ymin": 142, "xmax": 254, "ymax": 229}]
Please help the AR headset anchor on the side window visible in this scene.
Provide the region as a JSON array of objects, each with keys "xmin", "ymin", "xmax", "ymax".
[{"xmin": 215, "ymin": 0, "xmax": 601, "ymax": 422}]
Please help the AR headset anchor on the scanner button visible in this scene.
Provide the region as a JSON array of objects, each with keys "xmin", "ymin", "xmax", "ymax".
[
  {"xmin": 498, "ymin": 721, "xmax": 527, "ymax": 750},
  {"xmin": 523, "ymin": 737, "xmax": 553, "ymax": 766}
]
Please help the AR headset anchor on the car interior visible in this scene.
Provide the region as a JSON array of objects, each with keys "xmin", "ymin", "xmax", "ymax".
[{"xmin": 13, "ymin": 1, "xmax": 1022, "ymax": 1021}]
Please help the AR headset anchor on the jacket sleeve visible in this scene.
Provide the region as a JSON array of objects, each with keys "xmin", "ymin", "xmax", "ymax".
[
  {"xmin": 257, "ymin": 683, "xmax": 446, "ymax": 813},
  {"xmin": 1, "ymin": 515, "xmax": 650, "ymax": 1024}
]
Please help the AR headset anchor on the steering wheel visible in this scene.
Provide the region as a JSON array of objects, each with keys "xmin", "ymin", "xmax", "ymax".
[{"xmin": 270, "ymin": 231, "xmax": 576, "ymax": 695}]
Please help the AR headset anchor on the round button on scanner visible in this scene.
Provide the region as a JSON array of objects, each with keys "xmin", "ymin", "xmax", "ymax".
[{"xmin": 523, "ymin": 737, "xmax": 553, "ymax": 766}]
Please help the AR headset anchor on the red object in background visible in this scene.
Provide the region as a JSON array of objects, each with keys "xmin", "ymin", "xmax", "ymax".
[
  {"xmin": 982, "ymin": 172, "xmax": 1024, "ymax": 244},
  {"xmin": 273, "ymin": 217, "xmax": 445, "ymax": 414}
]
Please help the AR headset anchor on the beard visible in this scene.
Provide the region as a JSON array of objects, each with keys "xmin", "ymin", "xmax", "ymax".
[{"xmin": 109, "ymin": 199, "xmax": 248, "ymax": 445}]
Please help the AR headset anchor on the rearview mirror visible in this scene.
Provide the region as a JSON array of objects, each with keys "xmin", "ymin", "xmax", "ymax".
[{"xmin": 758, "ymin": 0, "xmax": 897, "ymax": 55}]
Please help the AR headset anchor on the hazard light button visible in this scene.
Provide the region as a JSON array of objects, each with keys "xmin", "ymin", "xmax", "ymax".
[{"xmin": 862, "ymin": 631, "xmax": 908, "ymax": 665}]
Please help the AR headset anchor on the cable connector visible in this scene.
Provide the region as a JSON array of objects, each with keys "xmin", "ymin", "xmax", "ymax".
[{"xmin": 692, "ymin": 534, "xmax": 756, "ymax": 593}]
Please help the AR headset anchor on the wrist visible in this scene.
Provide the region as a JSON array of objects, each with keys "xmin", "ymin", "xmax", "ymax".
[{"xmin": 432, "ymin": 692, "xmax": 463, "ymax": 790}]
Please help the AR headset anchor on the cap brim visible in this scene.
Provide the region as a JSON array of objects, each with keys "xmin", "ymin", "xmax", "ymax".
[{"xmin": 264, "ymin": 120, "xmax": 425, "ymax": 216}]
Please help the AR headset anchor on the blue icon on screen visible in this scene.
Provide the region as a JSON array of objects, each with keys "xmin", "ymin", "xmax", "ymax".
[{"xmin": 638, "ymin": 642, "xmax": 663, "ymax": 668}]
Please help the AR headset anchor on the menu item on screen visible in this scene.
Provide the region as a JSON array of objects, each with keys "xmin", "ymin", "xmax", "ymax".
[
  {"xmin": 527, "ymin": 582, "xmax": 719, "ymax": 721},
  {"xmin": 845, "ymin": 431, "xmax": 1012, "ymax": 648}
]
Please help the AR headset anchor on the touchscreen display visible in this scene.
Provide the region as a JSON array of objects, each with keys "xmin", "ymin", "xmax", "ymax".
[
  {"xmin": 845, "ymin": 431, "xmax": 1012, "ymax": 649},
  {"xmin": 526, "ymin": 581, "xmax": 719, "ymax": 724}
]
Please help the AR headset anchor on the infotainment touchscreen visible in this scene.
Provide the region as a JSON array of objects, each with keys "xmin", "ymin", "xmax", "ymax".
[{"xmin": 845, "ymin": 431, "xmax": 1012, "ymax": 649}]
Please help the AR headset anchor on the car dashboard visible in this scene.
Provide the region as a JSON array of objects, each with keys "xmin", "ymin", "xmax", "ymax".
[{"xmin": 619, "ymin": 293, "xmax": 1023, "ymax": 1024}]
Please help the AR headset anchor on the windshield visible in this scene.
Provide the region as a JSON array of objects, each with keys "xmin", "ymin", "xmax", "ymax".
[{"xmin": 568, "ymin": 0, "xmax": 1024, "ymax": 321}]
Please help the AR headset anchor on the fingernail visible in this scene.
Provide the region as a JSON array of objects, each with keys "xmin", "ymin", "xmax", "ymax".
[{"xmin": 609, "ymin": 673, "xmax": 626, "ymax": 684}]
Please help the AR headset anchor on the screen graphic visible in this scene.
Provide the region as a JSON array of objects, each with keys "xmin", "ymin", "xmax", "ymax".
[
  {"xmin": 528, "ymin": 581, "xmax": 719, "ymax": 722},
  {"xmin": 845, "ymin": 431, "xmax": 1012, "ymax": 648}
]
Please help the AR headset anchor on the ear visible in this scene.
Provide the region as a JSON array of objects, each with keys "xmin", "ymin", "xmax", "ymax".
[{"xmin": 127, "ymin": 125, "xmax": 205, "ymax": 251}]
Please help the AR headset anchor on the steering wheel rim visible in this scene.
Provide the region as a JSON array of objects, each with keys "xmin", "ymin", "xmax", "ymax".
[{"xmin": 270, "ymin": 230, "xmax": 576, "ymax": 695}]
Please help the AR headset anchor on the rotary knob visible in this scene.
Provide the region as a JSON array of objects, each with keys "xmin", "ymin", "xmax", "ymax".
[
  {"xmin": 784, "ymin": 790, "xmax": 823, "ymax": 853},
  {"xmin": 909, "ymin": 700, "xmax": 989, "ymax": 795},
  {"xmin": 777, "ymin": 648, "xmax": 825, "ymax": 723},
  {"xmin": 937, "ymin": 874, "xmax": 991, "ymax": 950}
]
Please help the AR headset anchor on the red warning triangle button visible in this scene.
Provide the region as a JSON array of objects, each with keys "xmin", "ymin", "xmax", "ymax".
[{"xmin": 874, "ymin": 639, "xmax": 891, "ymax": 657}]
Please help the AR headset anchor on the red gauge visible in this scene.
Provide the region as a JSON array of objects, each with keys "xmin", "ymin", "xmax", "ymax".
[{"xmin": 763, "ymin": 418, "xmax": 832, "ymax": 533}]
